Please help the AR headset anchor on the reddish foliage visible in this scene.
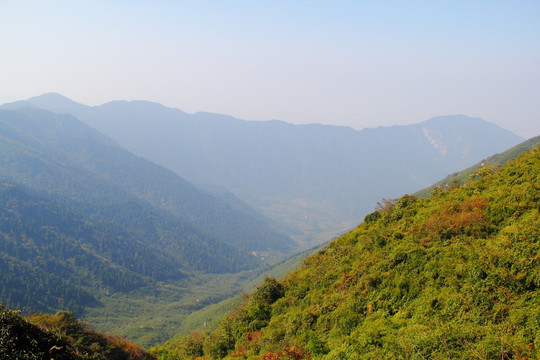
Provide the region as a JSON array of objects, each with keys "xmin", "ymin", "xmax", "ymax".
[
  {"xmin": 259, "ymin": 345, "xmax": 310, "ymax": 360},
  {"xmin": 338, "ymin": 272, "xmax": 355, "ymax": 290},
  {"xmin": 245, "ymin": 331, "xmax": 263, "ymax": 343},
  {"xmin": 423, "ymin": 196, "xmax": 489, "ymax": 242},
  {"xmin": 285, "ymin": 345, "xmax": 311, "ymax": 359},
  {"xmin": 260, "ymin": 352, "xmax": 281, "ymax": 360},
  {"xmin": 231, "ymin": 345, "xmax": 248, "ymax": 357}
]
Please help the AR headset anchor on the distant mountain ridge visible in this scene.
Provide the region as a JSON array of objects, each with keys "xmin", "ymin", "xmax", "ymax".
[{"xmin": 3, "ymin": 93, "xmax": 524, "ymax": 244}]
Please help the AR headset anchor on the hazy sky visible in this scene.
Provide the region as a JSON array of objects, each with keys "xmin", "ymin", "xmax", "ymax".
[{"xmin": 1, "ymin": 1, "xmax": 539, "ymax": 137}]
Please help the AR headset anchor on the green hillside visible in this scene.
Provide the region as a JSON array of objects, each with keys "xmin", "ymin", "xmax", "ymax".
[
  {"xmin": 160, "ymin": 245, "xmax": 323, "ymax": 340},
  {"xmin": 0, "ymin": 108, "xmax": 294, "ymax": 256},
  {"xmin": 157, "ymin": 146, "xmax": 540, "ymax": 359},
  {"xmin": 414, "ymin": 135, "xmax": 540, "ymax": 198},
  {"xmin": 0, "ymin": 181, "xmax": 191, "ymax": 314}
]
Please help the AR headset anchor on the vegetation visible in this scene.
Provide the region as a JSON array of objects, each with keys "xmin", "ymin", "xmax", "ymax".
[
  {"xmin": 156, "ymin": 146, "xmax": 540, "ymax": 359},
  {"xmin": 0, "ymin": 107, "xmax": 294, "ymax": 256},
  {"xmin": 0, "ymin": 108, "xmax": 298, "ymax": 344},
  {"xmin": 0, "ymin": 303, "xmax": 154, "ymax": 359},
  {"xmin": 86, "ymin": 245, "xmax": 321, "ymax": 347},
  {"xmin": 0, "ymin": 106, "xmax": 535, "ymax": 351},
  {"xmin": 414, "ymin": 134, "xmax": 540, "ymax": 198}
]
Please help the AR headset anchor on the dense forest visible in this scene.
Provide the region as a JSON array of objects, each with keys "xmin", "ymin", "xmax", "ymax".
[
  {"xmin": 154, "ymin": 146, "xmax": 540, "ymax": 359},
  {"xmin": 0, "ymin": 107, "xmax": 293, "ymax": 256}
]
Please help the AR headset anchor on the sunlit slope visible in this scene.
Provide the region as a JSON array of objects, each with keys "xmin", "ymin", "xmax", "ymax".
[{"xmin": 158, "ymin": 146, "xmax": 540, "ymax": 359}]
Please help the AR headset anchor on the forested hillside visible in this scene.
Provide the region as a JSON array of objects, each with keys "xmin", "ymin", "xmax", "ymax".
[
  {"xmin": 0, "ymin": 108, "xmax": 294, "ymax": 344},
  {"xmin": 156, "ymin": 146, "xmax": 540, "ymax": 359},
  {"xmin": 0, "ymin": 108, "xmax": 293, "ymax": 255},
  {"xmin": 0, "ymin": 181, "xmax": 195, "ymax": 314}
]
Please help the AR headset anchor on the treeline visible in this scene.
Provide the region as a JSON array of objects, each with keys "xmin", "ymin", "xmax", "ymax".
[{"xmin": 155, "ymin": 146, "xmax": 540, "ymax": 359}]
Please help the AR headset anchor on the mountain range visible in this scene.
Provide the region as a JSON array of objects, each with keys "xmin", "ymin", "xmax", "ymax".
[
  {"xmin": 2, "ymin": 93, "xmax": 525, "ymax": 244},
  {"xmin": 0, "ymin": 94, "xmax": 532, "ymax": 348}
]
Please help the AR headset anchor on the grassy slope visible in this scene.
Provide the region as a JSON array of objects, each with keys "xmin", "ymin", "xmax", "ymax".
[{"xmin": 156, "ymin": 146, "xmax": 540, "ymax": 359}]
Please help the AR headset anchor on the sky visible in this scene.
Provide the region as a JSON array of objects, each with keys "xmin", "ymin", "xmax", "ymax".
[{"xmin": 1, "ymin": 0, "xmax": 539, "ymax": 138}]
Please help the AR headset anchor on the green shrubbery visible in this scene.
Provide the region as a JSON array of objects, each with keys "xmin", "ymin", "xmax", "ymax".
[{"xmin": 155, "ymin": 147, "xmax": 540, "ymax": 359}]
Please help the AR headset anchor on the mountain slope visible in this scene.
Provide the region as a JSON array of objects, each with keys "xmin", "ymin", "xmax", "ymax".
[
  {"xmin": 0, "ymin": 107, "xmax": 305, "ymax": 342},
  {"xmin": 159, "ymin": 146, "xmax": 540, "ymax": 359},
  {"xmin": 414, "ymin": 134, "xmax": 540, "ymax": 198},
  {"xmin": 0, "ymin": 107, "xmax": 293, "ymax": 256},
  {"xmin": 5, "ymin": 93, "xmax": 524, "ymax": 244},
  {"xmin": 0, "ymin": 108, "xmax": 261, "ymax": 272},
  {"xmin": 0, "ymin": 178, "xmax": 251, "ymax": 314},
  {"xmin": 0, "ymin": 107, "xmax": 301, "ymax": 345},
  {"xmin": 0, "ymin": 305, "xmax": 155, "ymax": 360}
]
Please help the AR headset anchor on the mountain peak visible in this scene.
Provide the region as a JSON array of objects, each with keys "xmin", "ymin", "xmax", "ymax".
[
  {"xmin": 25, "ymin": 93, "xmax": 88, "ymax": 114},
  {"xmin": 31, "ymin": 92, "xmax": 72, "ymax": 101},
  {"xmin": 420, "ymin": 114, "xmax": 499, "ymax": 130}
]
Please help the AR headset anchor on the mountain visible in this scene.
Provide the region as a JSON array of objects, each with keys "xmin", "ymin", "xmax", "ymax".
[
  {"xmin": 4, "ymin": 93, "xmax": 524, "ymax": 245},
  {"xmin": 0, "ymin": 107, "xmax": 299, "ymax": 345},
  {"xmin": 157, "ymin": 146, "xmax": 540, "ymax": 359},
  {"xmin": 0, "ymin": 107, "xmax": 293, "ymax": 256}
]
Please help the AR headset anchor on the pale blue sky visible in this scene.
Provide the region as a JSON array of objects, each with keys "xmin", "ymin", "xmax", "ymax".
[{"xmin": 1, "ymin": 1, "xmax": 539, "ymax": 137}]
